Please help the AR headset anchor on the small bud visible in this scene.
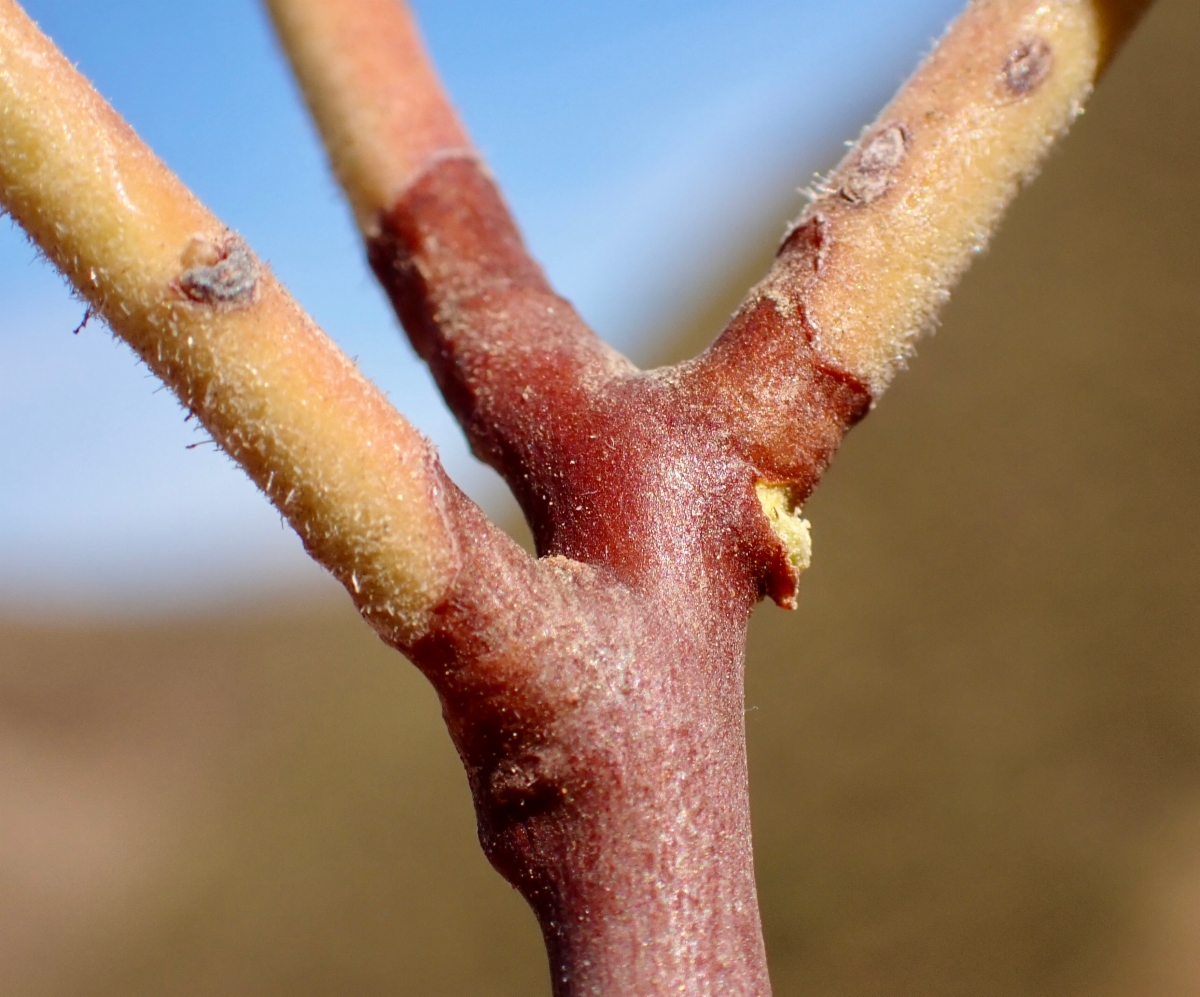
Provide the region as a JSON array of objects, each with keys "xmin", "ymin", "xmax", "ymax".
[
  {"xmin": 840, "ymin": 123, "xmax": 909, "ymax": 205},
  {"xmin": 178, "ymin": 231, "xmax": 259, "ymax": 307},
  {"xmin": 1002, "ymin": 38, "xmax": 1053, "ymax": 98}
]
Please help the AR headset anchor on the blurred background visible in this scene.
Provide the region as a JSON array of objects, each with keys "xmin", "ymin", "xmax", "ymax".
[{"xmin": 2, "ymin": 0, "xmax": 1199, "ymax": 994}]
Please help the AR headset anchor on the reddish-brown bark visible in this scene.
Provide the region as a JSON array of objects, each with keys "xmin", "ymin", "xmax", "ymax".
[{"xmin": 367, "ymin": 153, "xmax": 871, "ymax": 995}]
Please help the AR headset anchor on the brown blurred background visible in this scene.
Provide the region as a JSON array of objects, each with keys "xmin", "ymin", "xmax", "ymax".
[{"xmin": 2, "ymin": 0, "xmax": 1199, "ymax": 993}]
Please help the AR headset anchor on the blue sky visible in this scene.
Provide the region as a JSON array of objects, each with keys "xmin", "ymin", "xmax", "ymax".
[{"xmin": 0, "ymin": 0, "xmax": 965, "ymax": 614}]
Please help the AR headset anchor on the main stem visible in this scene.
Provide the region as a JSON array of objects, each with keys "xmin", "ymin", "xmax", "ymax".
[
  {"xmin": 365, "ymin": 157, "xmax": 866, "ymax": 995},
  {"xmin": 397, "ymin": 484, "xmax": 774, "ymax": 995}
]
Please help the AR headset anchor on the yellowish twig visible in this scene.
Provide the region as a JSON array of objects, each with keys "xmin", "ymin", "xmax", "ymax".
[
  {"xmin": 0, "ymin": 0, "xmax": 459, "ymax": 635},
  {"xmin": 787, "ymin": 0, "xmax": 1154, "ymax": 395},
  {"xmin": 265, "ymin": 0, "xmax": 471, "ymax": 232}
]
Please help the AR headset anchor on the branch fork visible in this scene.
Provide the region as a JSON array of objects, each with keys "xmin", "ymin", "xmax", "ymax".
[{"xmin": 0, "ymin": 0, "xmax": 1153, "ymax": 993}]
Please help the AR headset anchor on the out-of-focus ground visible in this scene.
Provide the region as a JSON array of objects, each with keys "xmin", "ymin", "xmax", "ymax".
[{"xmin": 2, "ymin": 0, "xmax": 1198, "ymax": 993}]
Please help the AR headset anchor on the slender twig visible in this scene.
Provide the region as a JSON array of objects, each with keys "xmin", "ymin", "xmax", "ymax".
[
  {"xmin": 264, "ymin": 0, "xmax": 471, "ymax": 229},
  {"xmin": 733, "ymin": 0, "xmax": 1157, "ymax": 396},
  {"xmin": 0, "ymin": 0, "xmax": 471, "ymax": 639}
]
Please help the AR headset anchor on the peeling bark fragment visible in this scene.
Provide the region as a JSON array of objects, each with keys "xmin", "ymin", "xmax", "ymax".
[
  {"xmin": 840, "ymin": 122, "xmax": 909, "ymax": 205},
  {"xmin": 755, "ymin": 484, "xmax": 811, "ymax": 571},
  {"xmin": 1003, "ymin": 37, "xmax": 1053, "ymax": 97},
  {"xmin": 177, "ymin": 231, "xmax": 259, "ymax": 307}
]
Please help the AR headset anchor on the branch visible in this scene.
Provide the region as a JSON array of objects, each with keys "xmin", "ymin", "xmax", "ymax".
[
  {"xmin": 271, "ymin": 0, "xmax": 1156, "ymax": 603},
  {"xmin": 1, "ymin": 0, "xmax": 1158, "ymax": 995},
  {"xmin": 700, "ymin": 0, "xmax": 1157, "ymax": 410},
  {"xmin": 267, "ymin": 1, "xmax": 635, "ymax": 546},
  {"xmin": 0, "ymin": 0, "xmax": 473, "ymax": 640},
  {"xmin": 264, "ymin": 0, "xmax": 470, "ymax": 230}
]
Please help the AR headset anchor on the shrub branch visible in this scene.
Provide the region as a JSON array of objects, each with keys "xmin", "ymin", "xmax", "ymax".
[
  {"xmin": 0, "ymin": 0, "xmax": 474, "ymax": 639},
  {"xmin": 1, "ymin": 0, "xmax": 1157, "ymax": 994}
]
